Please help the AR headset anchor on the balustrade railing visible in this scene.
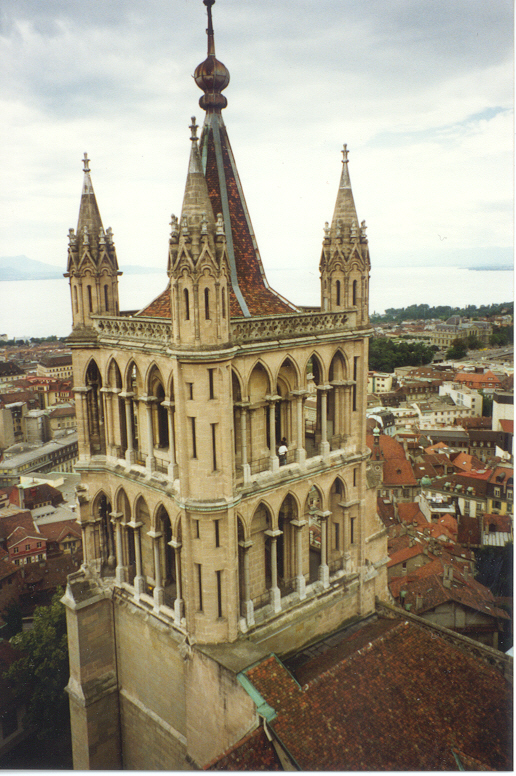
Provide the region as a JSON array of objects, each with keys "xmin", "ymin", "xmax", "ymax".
[{"xmin": 92, "ymin": 308, "xmax": 357, "ymax": 347}]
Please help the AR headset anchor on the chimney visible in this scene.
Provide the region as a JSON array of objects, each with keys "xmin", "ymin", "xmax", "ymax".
[{"xmin": 415, "ymin": 594, "xmax": 423, "ymax": 611}]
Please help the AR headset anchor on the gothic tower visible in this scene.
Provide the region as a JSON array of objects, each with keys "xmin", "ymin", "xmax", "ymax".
[{"xmin": 63, "ymin": 1, "xmax": 388, "ymax": 769}]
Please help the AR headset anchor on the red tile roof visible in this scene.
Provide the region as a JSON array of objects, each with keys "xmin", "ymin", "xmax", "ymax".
[
  {"xmin": 500, "ymin": 419, "xmax": 513, "ymax": 434},
  {"xmin": 211, "ymin": 618, "xmax": 512, "ymax": 770}
]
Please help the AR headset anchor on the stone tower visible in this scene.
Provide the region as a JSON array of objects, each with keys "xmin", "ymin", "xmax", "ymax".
[{"xmin": 63, "ymin": 0, "xmax": 388, "ymax": 769}]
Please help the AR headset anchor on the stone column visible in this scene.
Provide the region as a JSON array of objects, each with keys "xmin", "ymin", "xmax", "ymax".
[
  {"xmin": 318, "ymin": 385, "xmax": 332, "ymax": 459},
  {"xmin": 170, "ymin": 538, "xmax": 184, "ymax": 624},
  {"xmin": 100, "ymin": 387, "xmax": 112, "ymax": 455},
  {"xmin": 128, "ymin": 520, "xmax": 145, "ymax": 596},
  {"xmin": 317, "ymin": 510, "xmax": 331, "ymax": 588},
  {"xmin": 266, "ymin": 394, "xmax": 281, "ymax": 472},
  {"xmin": 110, "ymin": 511, "xmax": 125, "ymax": 585},
  {"xmin": 291, "ymin": 519, "xmax": 307, "ymax": 599},
  {"xmin": 73, "ymin": 387, "xmax": 91, "ymax": 461},
  {"xmin": 161, "ymin": 400, "xmax": 178, "ymax": 479},
  {"xmin": 265, "ymin": 528, "xmax": 282, "ymax": 613},
  {"xmin": 119, "ymin": 392, "xmax": 135, "ymax": 464},
  {"xmin": 148, "ymin": 530, "xmax": 164, "ymax": 609},
  {"xmin": 142, "ymin": 395, "xmax": 156, "ymax": 472},
  {"xmin": 292, "ymin": 389, "xmax": 307, "ymax": 466},
  {"xmin": 239, "ymin": 538, "xmax": 254, "ymax": 626}
]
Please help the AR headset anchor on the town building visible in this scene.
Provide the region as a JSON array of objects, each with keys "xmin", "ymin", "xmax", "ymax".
[
  {"xmin": 0, "ymin": 432, "xmax": 78, "ymax": 486},
  {"xmin": 62, "ymin": 3, "xmax": 388, "ymax": 770},
  {"xmin": 36, "ymin": 353, "xmax": 73, "ymax": 380}
]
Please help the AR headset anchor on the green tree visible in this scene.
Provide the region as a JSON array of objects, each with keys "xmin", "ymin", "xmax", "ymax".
[
  {"xmin": 465, "ymin": 334, "xmax": 483, "ymax": 350},
  {"xmin": 446, "ymin": 338, "xmax": 468, "ymax": 359},
  {"xmin": 489, "ymin": 325, "xmax": 513, "ymax": 347},
  {"xmin": 4, "ymin": 589, "xmax": 69, "ymax": 740}
]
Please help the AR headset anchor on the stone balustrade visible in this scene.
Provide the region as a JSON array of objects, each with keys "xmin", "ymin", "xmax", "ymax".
[{"xmin": 92, "ymin": 309, "xmax": 357, "ymax": 347}]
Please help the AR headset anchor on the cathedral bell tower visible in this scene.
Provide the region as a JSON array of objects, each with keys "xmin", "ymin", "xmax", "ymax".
[
  {"xmin": 65, "ymin": 153, "xmax": 121, "ymax": 330},
  {"xmin": 320, "ymin": 144, "xmax": 370, "ymax": 326}
]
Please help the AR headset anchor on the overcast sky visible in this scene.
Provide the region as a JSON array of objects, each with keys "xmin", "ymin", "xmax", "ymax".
[{"xmin": 1, "ymin": 0, "xmax": 513, "ymax": 286}]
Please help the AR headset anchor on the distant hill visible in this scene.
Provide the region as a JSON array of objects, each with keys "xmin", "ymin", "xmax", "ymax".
[{"xmin": 0, "ymin": 256, "xmax": 164, "ymax": 281}]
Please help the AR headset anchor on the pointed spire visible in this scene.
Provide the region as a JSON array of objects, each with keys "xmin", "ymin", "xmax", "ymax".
[
  {"xmin": 77, "ymin": 152, "xmax": 104, "ymax": 238},
  {"xmin": 330, "ymin": 144, "xmax": 359, "ymax": 238},
  {"xmin": 180, "ymin": 117, "xmax": 216, "ymax": 239}
]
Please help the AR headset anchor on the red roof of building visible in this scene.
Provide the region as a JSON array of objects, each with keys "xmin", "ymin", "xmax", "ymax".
[
  {"xmin": 209, "ymin": 618, "xmax": 512, "ymax": 770},
  {"xmin": 500, "ymin": 419, "xmax": 513, "ymax": 434}
]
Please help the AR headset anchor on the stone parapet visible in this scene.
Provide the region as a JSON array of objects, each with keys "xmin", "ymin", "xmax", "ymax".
[{"xmin": 91, "ymin": 309, "xmax": 364, "ymax": 350}]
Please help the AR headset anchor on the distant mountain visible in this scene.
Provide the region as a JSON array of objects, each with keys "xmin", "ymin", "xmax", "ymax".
[
  {"xmin": 0, "ymin": 256, "xmax": 63, "ymax": 281},
  {"xmin": 0, "ymin": 256, "xmax": 164, "ymax": 281}
]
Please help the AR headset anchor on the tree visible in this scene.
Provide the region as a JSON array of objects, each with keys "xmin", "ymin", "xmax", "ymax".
[
  {"xmin": 4, "ymin": 589, "xmax": 69, "ymax": 740},
  {"xmin": 446, "ymin": 338, "xmax": 468, "ymax": 360}
]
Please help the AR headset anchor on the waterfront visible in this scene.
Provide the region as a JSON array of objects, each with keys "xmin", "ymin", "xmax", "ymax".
[{"xmin": 1, "ymin": 264, "xmax": 513, "ymax": 339}]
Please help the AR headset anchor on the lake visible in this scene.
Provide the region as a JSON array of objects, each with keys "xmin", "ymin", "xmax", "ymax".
[{"xmin": 1, "ymin": 265, "xmax": 513, "ymax": 339}]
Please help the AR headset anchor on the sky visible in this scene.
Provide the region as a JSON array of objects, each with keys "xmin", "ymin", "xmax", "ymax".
[{"xmin": 1, "ymin": 0, "xmax": 513, "ymax": 295}]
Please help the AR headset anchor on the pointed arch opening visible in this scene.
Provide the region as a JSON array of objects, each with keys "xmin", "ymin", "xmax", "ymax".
[
  {"xmin": 247, "ymin": 362, "xmax": 272, "ymax": 474},
  {"xmin": 249, "ymin": 502, "xmax": 272, "ymax": 610},
  {"xmin": 278, "ymin": 493, "xmax": 300, "ymax": 595},
  {"xmin": 93, "ymin": 491, "xmax": 114, "ymax": 575},
  {"xmin": 305, "ymin": 354, "xmax": 325, "ymax": 458},
  {"xmin": 328, "ymin": 350, "xmax": 348, "ymax": 448},
  {"xmin": 329, "ymin": 477, "xmax": 346, "ymax": 574},
  {"xmin": 276, "ymin": 358, "xmax": 299, "ymax": 463},
  {"xmin": 306, "ymin": 485, "xmax": 324, "ymax": 583},
  {"xmin": 85, "ymin": 359, "xmax": 106, "ymax": 455}
]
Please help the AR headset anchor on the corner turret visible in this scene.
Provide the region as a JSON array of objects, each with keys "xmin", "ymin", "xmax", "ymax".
[
  {"xmin": 168, "ymin": 119, "xmax": 231, "ymax": 345},
  {"xmin": 65, "ymin": 154, "xmax": 121, "ymax": 329},
  {"xmin": 320, "ymin": 145, "xmax": 370, "ymax": 325}
]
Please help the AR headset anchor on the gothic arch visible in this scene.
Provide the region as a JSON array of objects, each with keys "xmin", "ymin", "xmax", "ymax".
[
  {"xmin": 247, "ymin": 360, "xmax": 272, "ymax": 400},
  {"xmin": 106, "ymin": 357, "xmax": 123, "ymax": 388},
  {"xmin": 85, "ymin": 359, "xmax": 106, "ymax": 455}
]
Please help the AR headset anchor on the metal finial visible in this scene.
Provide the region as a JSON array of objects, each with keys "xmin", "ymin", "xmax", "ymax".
[
  {"xmin": 204, "ymin": 0, "xmax": 216, "ymax": 56},
  {"xmin": 341, "ymin": 144, "xmax": 349, "ymax": 164},
  {"xmin": 82, "ymin": 153, "xmax": 90, "ymax": 172},
  {"xmin": 189, "ymin": 117, "xmax": 199, "ymax": 141}
]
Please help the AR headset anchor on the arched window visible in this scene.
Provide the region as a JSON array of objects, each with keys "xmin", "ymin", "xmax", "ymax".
[
  {"xmin": 184, "ymin": 288, "xmax": 190, "ymax": 320},
  {"xmin": 336, "ymin": 279, "xmax": 341, "ymax": 306},
  {"xmin": 204, "ymin": 287, "xmax": 210, "ymax": 320}
]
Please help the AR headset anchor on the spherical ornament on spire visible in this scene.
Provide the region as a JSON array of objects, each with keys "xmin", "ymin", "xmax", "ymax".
[
  {"xmin": 194, "ymin": 0, "xmax": 230, "ymax": 111},
  {"xmin": 194, "ymin": 56, "xmax": 230, "ymax": 110}
]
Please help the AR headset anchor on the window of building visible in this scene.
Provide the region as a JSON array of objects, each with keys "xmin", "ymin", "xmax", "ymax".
[
  {"xmin": 221, "ymin": 287, "xmax": 226, "ymax": 318},
  {"xmin": 25, "ymin": 544, "xmax": 30, "ymax": 551},
  {"xmin": 190, "ymin": 417, "xmax": 197, "ymax": 458},
  {"xmin": 195, "ymin": 520, "xmax": 200, "ymax": 539},
  {"xmin": 493, "ymin": 500, "xmax": 502, "ymax": 510},
  {"xmin": 184, "ymin": 288, "xmax": 190, "ymax": 320},
  {"xmin": 204, "ymin": 287, "xmax": 210, "ymax": 320},
  {"xmin": 104, "ymin": 284, "xmax": 109, "ymax": 311},
  {"xmin": 334, "ymin": 522, "xmax": 340, "ymax": 550},
  {"xmin": 494, "ymin": 487, "xmax": 501, "ymax": 498},
  {"xmin": 211, "ymin": 423, "xmax": 217, "ymax": 470},
  {"xmin": 196, "ymin": 563, "xmax": 203, "ymax": 611},
  {"xmin": 13, "ymin": 547, "xmax": 18, "ymax": 554},
  {"xmin": 216, "ymin": 569, "xmax": 223, "ymax": 618},
  {"xmin": 336, "ymin": 279, "xmax": 341, "ymax": 306},
  {"xmin": 37, "ymin": 541, "xmax": 42, "ymax": 548},
  {"xmin": 350, "ymin": 516, "xmax": 356, "ymax": 545},
  {"xmin": 208, "ymin": 368, "xmax": 215, "ymax": 400},
  {"xmin": 214, "ymin": 519, "xmax": 220, "ymax": 548}
]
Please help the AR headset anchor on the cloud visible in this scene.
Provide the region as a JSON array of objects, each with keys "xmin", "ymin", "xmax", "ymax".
[{"xmin": 0, "ymin": 0, "xmax": 512, "ymax": 296}]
